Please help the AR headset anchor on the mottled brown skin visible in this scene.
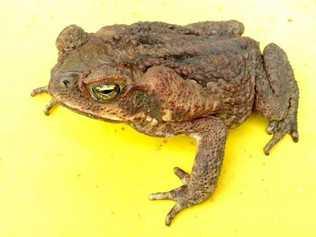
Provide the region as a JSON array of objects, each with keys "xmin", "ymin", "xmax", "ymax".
[{"xmin": 31, "ymin": 21, "xmax": 299, "ymax": 225}]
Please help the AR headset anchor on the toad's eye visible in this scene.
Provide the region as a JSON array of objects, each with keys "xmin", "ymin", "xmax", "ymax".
[{"xmin": 90, "ymin": 84, "xmax": 121, "ymax": 102}]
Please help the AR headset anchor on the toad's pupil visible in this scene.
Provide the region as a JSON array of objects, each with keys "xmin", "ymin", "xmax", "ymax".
[
  {"xmin": 91, "ymin": 84, "xmax": 121, "ymax": 101},
  {"xmin": 95, "ymin": 84, "xmax": 120, "ymax": 94},
  {"xmin": 98, "ymin": 89, "xmax": 113, "ymax": 94}
]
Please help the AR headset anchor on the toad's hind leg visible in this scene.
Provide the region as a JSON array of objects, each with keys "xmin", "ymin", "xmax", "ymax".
[
  {"xmin": 255, "ymin": 43, "xmax": 299, "ymax": 155},
  {"xmin": 149, "ymin": 117, "xmax": 227, "ymax": 226}
]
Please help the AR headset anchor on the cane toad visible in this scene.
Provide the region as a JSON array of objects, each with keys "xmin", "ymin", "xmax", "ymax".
[{"xmin": 31, "ymin": 21, "xmax": 299, "ymax": 225}]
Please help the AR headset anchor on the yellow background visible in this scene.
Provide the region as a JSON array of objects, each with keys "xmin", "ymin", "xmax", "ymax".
[{"xmin": 1, "ymin": 0, "xmax": 316, "ymax": 236}]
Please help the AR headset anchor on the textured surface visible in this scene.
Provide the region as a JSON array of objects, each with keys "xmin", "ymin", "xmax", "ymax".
[
  {"xmin": 33, "ymin": 20, "xmax": 298, "ymax": 225},
  {"xmin": 0, "ymin": 0, "xmax": 316, "ymax": 236}
]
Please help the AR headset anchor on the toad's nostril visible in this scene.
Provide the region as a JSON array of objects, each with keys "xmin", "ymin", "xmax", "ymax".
[{"xmin": 62, "ymin": 79, "xmax": 70, "ymax": 88}]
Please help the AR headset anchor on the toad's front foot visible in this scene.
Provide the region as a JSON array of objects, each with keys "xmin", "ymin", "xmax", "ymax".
[
  {"xmin": 31, "ymin": 86, "xmax": 59, "ymax": 115},
  {"xmin": 149, "ymin": 167, "xmax": 208, "ymax": 226}
]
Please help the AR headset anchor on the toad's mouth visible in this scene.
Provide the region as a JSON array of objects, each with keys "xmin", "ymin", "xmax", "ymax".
[{"xmin": 30, "ymin": 85, "xmax": 122, "ymax": 123}]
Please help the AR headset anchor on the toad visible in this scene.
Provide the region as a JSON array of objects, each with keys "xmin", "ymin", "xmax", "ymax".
[{"xmin": 32, "ymin": 21, "xmax": 299, "ymax": 225}]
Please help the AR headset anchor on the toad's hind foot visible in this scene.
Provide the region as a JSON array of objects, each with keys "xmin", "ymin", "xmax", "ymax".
[
  {"xmin": 264, "ymin": 97, "xmax": 299, "ymax": 155},
  {"xmin": 149, "ymin": 167, "xmax": 192, "ymax": 226},
  {"xmin": 149, "ymin": 118, "xmax": 226, "ymax": 226},
  {"xmin": 149, "ymin": 166, "xmax": 214, "ymax": 226},
  {"xmin": 255, "ymin": 43, "xmax": 299, "ymax": 154}
]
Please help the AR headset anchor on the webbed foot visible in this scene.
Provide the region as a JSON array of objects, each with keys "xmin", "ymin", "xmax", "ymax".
[
  {"xmin": 149, "ymin": 167, "xmax": 193, "ymax": 226},
  {"xmin": 255, "ymin": 43, "xmax": 299, "ymax": 155},
  {"xmin": 264, "ymin": 98, "xmax": 299, "ymax": 155}
]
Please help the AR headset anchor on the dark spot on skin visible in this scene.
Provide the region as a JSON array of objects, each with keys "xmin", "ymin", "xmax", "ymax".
[
  {"xmin": 121, "ymin": 90, "xmax": 162, "ymax": 120},
  {"xmin": 134, "ymin": 92, "xmax": 148, "ymax": 106},
  {"xmin": 173, "ymin": 110, "xmax": 187, "ymax": 121}
]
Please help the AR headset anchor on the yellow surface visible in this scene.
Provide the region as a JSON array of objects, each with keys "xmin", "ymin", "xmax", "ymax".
[{"xmin": 0, "ymin": 0, "xmax": 316, "ymax": 236}]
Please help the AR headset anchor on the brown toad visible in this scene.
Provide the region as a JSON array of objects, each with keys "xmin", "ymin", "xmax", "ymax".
[{"xmin": 31, "ymin": 21, "xmax": 299, "ymax": 225}]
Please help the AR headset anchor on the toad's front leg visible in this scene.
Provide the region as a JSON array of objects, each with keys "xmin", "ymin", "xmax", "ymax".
[{"xmin": 149, "ymin": 117, "xmax": 227, "ymax": 226}]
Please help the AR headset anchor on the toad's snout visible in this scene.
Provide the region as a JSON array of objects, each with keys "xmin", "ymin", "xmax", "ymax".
[{"xmin": 50, "ymin": 72, "xmax": 82, "ymax": 92}]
